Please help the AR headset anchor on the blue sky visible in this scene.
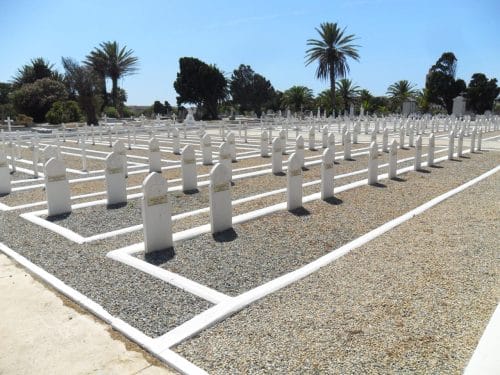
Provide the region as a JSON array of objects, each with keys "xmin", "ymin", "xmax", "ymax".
[{"xmin": 1, "ymin": 0, "xmax": 498, "ymax": 105}]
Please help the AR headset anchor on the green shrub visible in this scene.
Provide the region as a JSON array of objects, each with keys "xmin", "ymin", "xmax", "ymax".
[
  {"xmin": 46, "ymin": 100, "xmax": 82, "ymax": 124},
  {"xmin": 103, "ymin": 106, "xmax": 119, "ymax": 118}
]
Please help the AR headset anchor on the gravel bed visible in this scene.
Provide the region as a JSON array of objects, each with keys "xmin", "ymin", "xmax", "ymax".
[
  {"xmin": 142, "ymin": 152, "xmax": 499, "ymax": 297},
  {"xmin": 174, "ymin": 151, "xmax": 499, "ymax": 373},
  {"xmin": 0, "ymin": 209, "xmax": 212, "ymax": 337},
  {"xmin": 9, "ymin": 170, "xmax": 35, "ymax": 181}
]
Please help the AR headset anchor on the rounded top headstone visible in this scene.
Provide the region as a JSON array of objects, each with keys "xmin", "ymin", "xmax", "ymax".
[
  {"xmin": 272, "ymin": 137, "xmax": 281, "ymax": 152},
  {"xmin": 369, "ymin": 141, "xmax": 378, "ymax": 159},
  {"xmin": 143, "ymin": 172, "xmax": 168, "ymax": 199},
  {"xmin": 210, "ymin": 163, "xmax": 231, "ymax": 187},
  {"xmin": 105, "ymin": 151, "xmax": 123, "ymax": 170},
  {"xmin": 261, "ymin": 131, "xmax": 268, "ymax": 140},
  {"xmin": 149, "ymin": 138, "xmax": 160, "ymax": 151},
  {"xmin": 322, "ymin": 147, "xmax": 335, "ymax": 165},
  {"xmin": 288, "ymin": 152, "xmax": 302, "ymax": 176},
  {"xmin": 181, "ymin": 144, "xmax": 195, "ymax": 161},
  {"xmin": 113, "ymin": 139, "xmax": 126, "ymax": 153},
  {"xmin": 296, "ymin": 135, "xmax": 304, "ymax": 147},
  {"xmin": 219, "ymin": 142, "xmax": 230, "ymax": 157},
  {"xmin": 45, "ymin": 157, "xmax": 66, "ymax": 176}
]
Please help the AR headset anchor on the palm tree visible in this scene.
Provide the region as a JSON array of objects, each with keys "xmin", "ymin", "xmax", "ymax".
[
  {"xmin": 281, "ymin": 86, "xmax": 314, "ymax": 114},
  {"xmin": 386, "ymin": 80, "xmax": 417, "ymax": 111},
  {"xmin": 336, "ymin": 78, "xmax": 360, "ymax": 113},
  {"xmin": 305, "ymin": 22, "xmax": 360, "ymax": 115},
  {"xmin": 12, "ymin": 57, "xmax": 62, "ymax": 88},
  {"xmin": 85, "ymin": 41, "xmax": 139, "ymax": 109}
]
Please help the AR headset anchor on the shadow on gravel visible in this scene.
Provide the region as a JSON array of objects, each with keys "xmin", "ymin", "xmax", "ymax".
[
  {"xmin": 183, "ymin": 189, "xmax": 199, "ymax": 195},
  {"xmin": 0, "ymin": 193, "xmax": 8, "ymax": 198},
  {"xmin": 416, "ymin": 168, "xmax": 431, "ymax": 174},
  {"xmin": 212, "ymin": 228, "xmax": 238, "ymax": 243},
  {"xmin": 449, "ymin": 159, "xmax": 462, "ymax": 162},
  {"xmin": 46, "ymin": 212, "xmax": 72, "ymax": 222},
  {"xmin": 289, "ymin": 207, "xmax": 311, "ymax": 216},
  {"xmin": 273, "ymin": 172, "xmax": 286, "ymax": 177},
  {"xmin": 371, "ymin": 182, "xmax": 387, "ymax": 188},
  {"xmin": 390, "ymin": 177, "xmax": 406, "ymax": 182},
  {"xmin": 144, "ymin": 247, "xmax": 175, "ymax": 265},
  {"xmin": 301, "ymin": 167, "xmax": 310, "ymax": 171},
  {"xmin": 106, "ymin": 202, "xmax": 127, "ymax": 209},
  {"xmin": 323, "ymin": 197, "xmax": 343, "ymax": 205},
  {"xmin": 429, "ymin": 165, "xmax": 444, "ymax": 169},
  {"xmin": 344, "ymin": 158, "xmax": 356, "ymax": 161},
  {"xmin": 460, "ymin": 155, "xmax": 471, "ymax": 159}
]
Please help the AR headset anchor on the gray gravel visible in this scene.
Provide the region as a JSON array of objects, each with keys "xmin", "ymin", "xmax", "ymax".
[
  {"xmin": 0, "ymin": 211, "xmax": 212, "ymax": 337},
  {"xmin": 174, "ymin": 151, "xmax": 499, "ymax": 373},
  {"xmin": 142, "ymin": 152, "xmax": 499, "ymax": 297}
]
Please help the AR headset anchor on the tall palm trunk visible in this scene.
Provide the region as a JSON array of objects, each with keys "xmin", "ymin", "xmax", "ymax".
[
  {"xmin": 111, "ymin": 76, "xmax": 118, "ymax": 109},
  {"xmin": 330, "ymin": 68, "xmax": 336, "ymax": 117}
]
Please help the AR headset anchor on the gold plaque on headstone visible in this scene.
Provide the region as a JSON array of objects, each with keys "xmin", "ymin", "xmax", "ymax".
[
  {"xmin": 107, "ymin": 167, "xmax": 123, "ymax": 174},
  {"xmin": 47, "ymin": 174, "xmax": 66, "ymax": 183},
  {"xmin": 290, "ymin": 169, "xmax": 301, "ymax": 177},
  {"xmin": 147, "ymin": 194, "xmax": 168, "ymax": 206},
  {"xmin": 324, "ymin": 163, "xmax": 334, "ymax": 170},
  {"xmin": 183, "ymin": 158, "xmax": 196, "ymax": 164},
  {"xmin": 213, "ymin": 183, "xmax": 230, "ymax": 192}
]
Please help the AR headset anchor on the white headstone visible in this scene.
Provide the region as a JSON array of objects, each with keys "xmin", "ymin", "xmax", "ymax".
[
  {"xmin": 388, "ymin": 139, "xmax": 398, "ymax": 179},
  {"xmin": 271, "ymin": 137, "xmax": 282, "ymax": 174},
  {"xmin": 287, "ymin": 153, "xmax": 302, "ymax": 211},
  {"xmin": 447, "ymin": 131, "xmax": 454, "ymax": 160},
  {"xmin": 308, "ymin": 126, "xmax": 315, "ymax": 150},
  {"xmin": 45, "ymin": 158, "xmax": 71, "ymax": 216},
  {"xmin": 209, "ymin": 163, "xmax": 232, "ymax": 234},
  {"xmin": 295, "ymin": 135, "xmax": 305, "ymax": 167},
  {"xmin": 181, "ymin": 144, "xmax": 198, "ymax": 192},
  {"xmin": 260, "ymin": 131, "xmax": 269, "ymax": 157},
  {"xmin": 142, "ymin": 172, "xmax": 172, "ymax": 253},
  {"xmin": 148, "ymin": 138, "xmax": 162, "ymax": 173},
  {"xmin": 343, "ymin": 131, "xmax": 352, "ymax": 160},
  {"xmin": 320, "ymin": 147, "xmax": 335, "ymax": 200},
  {"xmin": 382, "ymin": 127, "xmax": 389, "ymax": 152},
  {"xmin": 105, "ymin": 152, "xmax": 127, "ymax": 205},
  {"xmin": 279, "ymin": 129, "xmax": 287, "ymax": 155},
  {"xmin": 0, "ymin": 150, "xmax": 11, "ymax": 194},
  {"xmin": 218, "ymin": 142, "xmax": 232, "ymax": 179},
  {"xmin": 399, "ymin": 127, "xmax": 405, "ymax": 149},
  {"xmin": 227, "ymin": 132, "xmax": 237, "ymax": 162},
  {"xmin": 408, "ymin": 125, "xmax": 414, "ymax": 147},
  {"xmin": 470, "ymin": 128, "xmax": 476, "ymax": 153},
  {"xmin": 414, "ymin": 135, "xmax": 422, "ymax": 171},
  {"xmin": 113, "ymin": 139, "xmax": 127, "ymax": 177},
  {"xmin": 428, "ymin": 133, "xmax": 435, "ymax": 166},
  {"xmin": 457, "ymin": 129, "xmax": 464, "ymax": 157},
  {"xmin": 368, "ymin": 141, "xmax": 378, "ymax": 185},
  {"xmin": 322, "ymin": 126, "xmax": 329, "ymax": 148},
  {"xmin": 328, "ymin": 133, "xmax": 335, "ymax": 154},
  {"xmin": 172, "ymin": 127, "xmax": 180, "ymax": 154},
  {"xmin": 201, "ymin": 133, "xmax": 212, "ymax": 165},
  {"xmin": 477, "ymin": 128, "xmax": 482, "ymax": 151}
]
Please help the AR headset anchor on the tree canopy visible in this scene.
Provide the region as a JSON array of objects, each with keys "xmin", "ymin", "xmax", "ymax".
[
  {"xmin": 229, "ymin": 64, "xmax": 275, "ymax": 117},
  {"xmin": 305, "ymin": 22, "xmax": 360, "ymax": 115},
  {"xmin": 281, "ymin": 86, "xmax": 314, "ymax": 113},
  {"xmin": 425, "ymin": 52, "xmax": 466, "ymax": 114},
  {"xmin": 387, "ymin": 80, "xmax": 417, "ymax": 112},
  {"xmin": 11, "ymin": 78, "xmax": 68, "ymax": 122},
  {"xmin": 466, "ymin": 73, "xmax": 499, "ymax": 114},
  {"xmin": 12, "ymin": 58, "xmax": 62, "ymax": 88},
  {"xmin": 85, "ymin": 41, "xmax": 138, "ymax": 112},
  {"xmin": 174, "ymin": 57, "xmax": 227, "ymax": 120}
]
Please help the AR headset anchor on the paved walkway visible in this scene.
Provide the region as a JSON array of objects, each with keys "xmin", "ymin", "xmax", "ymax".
[{"xmin": 0, "ymin": 254, "xmax": 177, "ymax": 375}]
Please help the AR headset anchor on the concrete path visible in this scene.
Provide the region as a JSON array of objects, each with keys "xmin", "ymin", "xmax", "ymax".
[{"xmin": 0, "ymin": 254, "xmax": 177, "ymax": 375}]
